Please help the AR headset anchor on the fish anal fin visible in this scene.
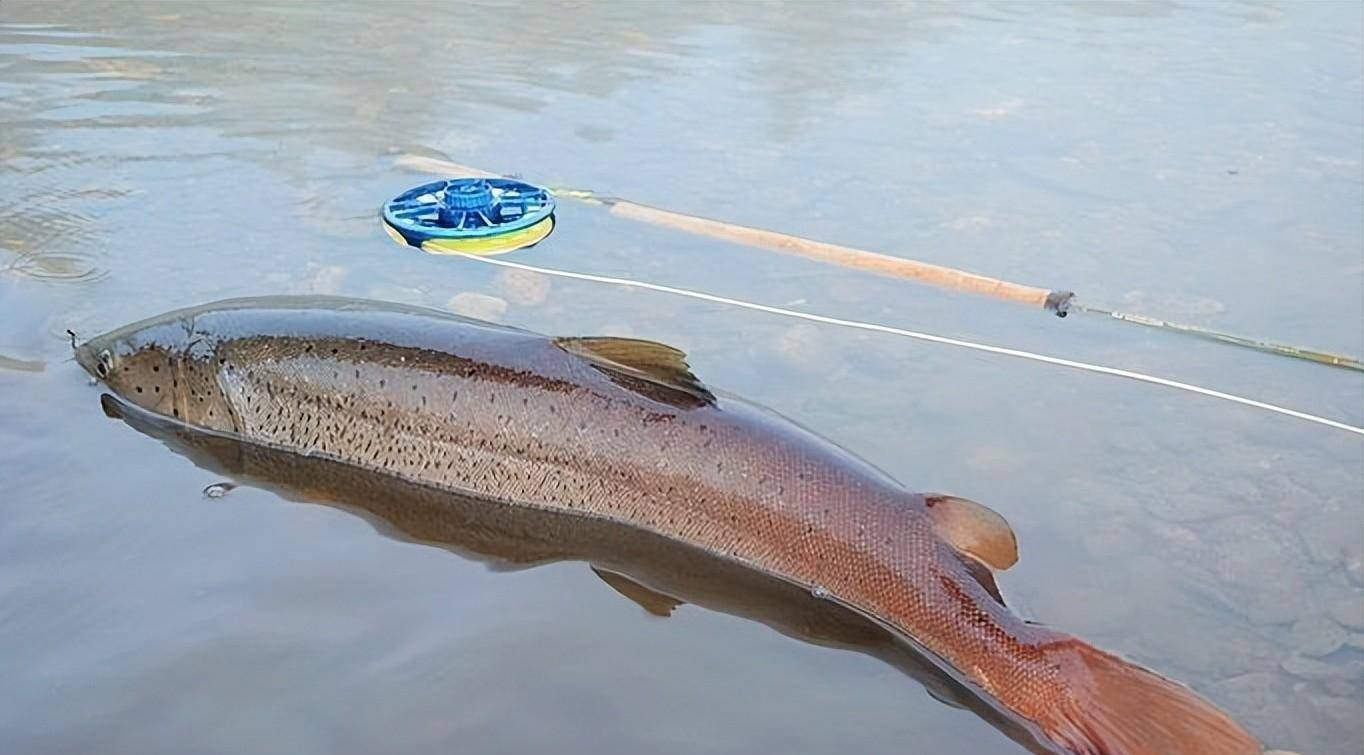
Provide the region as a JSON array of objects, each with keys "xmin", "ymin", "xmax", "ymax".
[
  {"xmin": 557, "ymin": 337, "xmax": 715, "ymax": 405},
  {"xmin": 591, "ymin": 566, "xmax": 684, "ymax": 617},
  {"xmin": 923, "ymin": 678, "xmax": 970, "ymax": 710},
  {"xmin": 924, "ymin": 493, "xmax": 1018, "ymax": 571}
]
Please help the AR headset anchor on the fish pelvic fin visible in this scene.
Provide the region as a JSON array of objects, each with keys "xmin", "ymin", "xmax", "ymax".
[
  {"xmin": 1033, "ymin": 634, "xmax": 1259, "ymax": 755},
  {"xmin": 591, "ymin": 566, "xmax": 684, "ymax": 617}
]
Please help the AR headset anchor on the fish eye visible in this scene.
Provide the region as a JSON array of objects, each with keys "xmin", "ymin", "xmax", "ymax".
[{"xmin": 95, "ymin": 350, "xmax": 112, "ymax": 377}]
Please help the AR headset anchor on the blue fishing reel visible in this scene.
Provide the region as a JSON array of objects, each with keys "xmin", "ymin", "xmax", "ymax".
[{"xmin": 381, "ymin": 177, "xmax": 555, "ymax": 256}]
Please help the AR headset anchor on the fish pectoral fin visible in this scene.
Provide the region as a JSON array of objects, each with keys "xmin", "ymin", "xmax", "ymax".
[
  {"xmin": 556, "ymin": 337, "xmax": 715, "ymax": 405},
  {"xmin": 923, "ymin": 493, "xmax": 1018, "ymax": 571},
  {"xmin": 591, "ymin": 566, "xmax": 685, "ymax": 617}
]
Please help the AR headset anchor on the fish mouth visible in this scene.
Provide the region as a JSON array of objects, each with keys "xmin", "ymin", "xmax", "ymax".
[
  {"xmin": 72, "ymin": 333, "xmax": 114, "ymax": 381},
  {"xmin": 73, "ymin": 340, "xmax": 99, "ymax": 378}
]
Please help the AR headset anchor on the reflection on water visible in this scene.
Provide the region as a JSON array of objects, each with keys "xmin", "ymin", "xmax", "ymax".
[
  {"xmin": 99, "ymin": 393, "xmax": 1061, "ymax": 754},
  {"xmin": 0, "ymin": 352, "xmax": 45, "ymax": 372},
  {"xmin": 1, "ymin": 2, "xmax": 1361, "ymax": 754}
]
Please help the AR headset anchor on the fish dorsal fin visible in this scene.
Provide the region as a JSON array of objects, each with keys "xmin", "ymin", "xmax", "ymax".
[
  {"xmin": 924, "ymin": 493, "xmax": 1018, "ymax": 571},
  {"xmin": 591, "ymin": 566, "xmax": 685, "ymax": 617},
  {"xmin": 556, "ymin": 336, "xmax": 715, "ymax": 405}
]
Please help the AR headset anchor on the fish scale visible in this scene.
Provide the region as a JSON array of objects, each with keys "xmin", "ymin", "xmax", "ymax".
[{"xmin": 75, "ymin": 296, "xmax": 1259, "ymax": 755}]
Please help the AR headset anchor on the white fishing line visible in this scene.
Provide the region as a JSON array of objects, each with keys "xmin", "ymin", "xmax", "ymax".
[{"xmin": 453, "ymin": 253, "xmax": 1364, "ymax": 437}]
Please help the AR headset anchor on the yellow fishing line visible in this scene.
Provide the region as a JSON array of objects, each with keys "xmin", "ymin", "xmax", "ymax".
[{"xmin": 410, "ymin": 216, "xmax": 555, "ymax": 257}]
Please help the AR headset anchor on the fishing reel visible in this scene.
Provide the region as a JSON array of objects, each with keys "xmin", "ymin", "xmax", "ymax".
[{"xmin": 382, "ymin": 177, "xmax": 555, "ymax": 256}]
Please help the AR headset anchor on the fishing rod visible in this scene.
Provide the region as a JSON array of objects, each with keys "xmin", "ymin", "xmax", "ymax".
[
  {"xmin": 392, "ymin": 154, "xmax": 1363, "ymax": 373},
  {"xmin": 377, "ymin": 163, "xmax": 1362, "ymax": 436}
]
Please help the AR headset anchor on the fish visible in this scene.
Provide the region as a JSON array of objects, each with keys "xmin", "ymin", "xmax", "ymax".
[{"xmin": 75, "ymin": 296, "xmax": 1259, "ymax": 755}]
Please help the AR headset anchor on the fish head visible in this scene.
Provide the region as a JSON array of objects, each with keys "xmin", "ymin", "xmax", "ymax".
[{"xmin": 75, "ymin": 310, "xmax": 230, "ymax": 427}]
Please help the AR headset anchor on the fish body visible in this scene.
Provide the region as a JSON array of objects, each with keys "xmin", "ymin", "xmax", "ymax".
[
  {"xmin": 96, "ymin": 390, "xmax": 1059, "ymax": 753},
  {"xmin": 76, "ymin": 296, "xmax": 1257, "ymax": 755}
]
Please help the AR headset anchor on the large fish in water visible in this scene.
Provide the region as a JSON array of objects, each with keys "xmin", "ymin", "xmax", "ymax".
[{"xmin": 74, "ymin": 296, "xmax": 1258, "ymax": 755}]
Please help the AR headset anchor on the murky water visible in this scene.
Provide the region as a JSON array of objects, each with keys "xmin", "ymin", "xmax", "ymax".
[{"xmin": 2, "ymin": 2, "xmax": 1361, "ymax": 753}]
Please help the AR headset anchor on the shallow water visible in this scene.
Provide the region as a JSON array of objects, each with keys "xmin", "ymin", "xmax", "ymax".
[{"xmin": 2, "ymin": 2, "xmax": 1361, "ymax": 753}]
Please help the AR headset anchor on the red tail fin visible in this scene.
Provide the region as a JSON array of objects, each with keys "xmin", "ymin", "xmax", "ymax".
[{"xmin": 1035, "ymin": 636, "xmax": 1259, "ymax": 755}]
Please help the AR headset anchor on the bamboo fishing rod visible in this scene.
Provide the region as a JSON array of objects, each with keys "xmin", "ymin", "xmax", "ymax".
[{"xmin": 393, "ymin": 154, "xmax": 1364, "ymax": 372}]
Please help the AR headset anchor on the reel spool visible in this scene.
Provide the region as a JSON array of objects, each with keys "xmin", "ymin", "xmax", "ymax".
[{"xmin": 381, "ymin": 177, "xmax": 555, "ymax": 256}]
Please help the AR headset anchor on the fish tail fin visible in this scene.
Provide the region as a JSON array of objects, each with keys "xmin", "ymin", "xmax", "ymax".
[{"xmin": 1033, "ymin": 635, "xmax": 1260, "ymax": 755}]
